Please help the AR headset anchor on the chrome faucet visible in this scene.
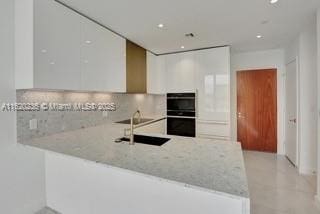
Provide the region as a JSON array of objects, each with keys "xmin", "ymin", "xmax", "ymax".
[{"xmin": 129, "ymin": 110, "xmax": 141, "ymax": 145}]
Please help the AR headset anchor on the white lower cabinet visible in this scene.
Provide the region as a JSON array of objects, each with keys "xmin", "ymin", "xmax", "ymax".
[{"xmin": 197, "ymin": 120, "xmax": 230, "ymax": 140}]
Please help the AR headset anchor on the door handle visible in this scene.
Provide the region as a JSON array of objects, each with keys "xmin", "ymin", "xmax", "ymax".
[
  {"xmin": 237, "ymin": 112, "xmax": 245, "ymax": 118},
  {"xmin": 289, "ymin": 119, "xmax": 296, "ymax": 123}
]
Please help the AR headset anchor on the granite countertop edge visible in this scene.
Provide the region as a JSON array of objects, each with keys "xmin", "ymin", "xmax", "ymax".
[
  {"xmin": 19, "ymin": 116, "xmax": 250, "ymax": 199},
  {"xmin": 19, "ymin": 143, "xmax": 249, "ymax": 201}
]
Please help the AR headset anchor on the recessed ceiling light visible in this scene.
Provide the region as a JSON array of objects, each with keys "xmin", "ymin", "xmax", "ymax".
[
  {"xmin": 41, "ymin": 49, "xmax": 47, "ymax": 53},
  {"xmin": 85, "ymin": 40, "xmax": 92, "ymax": 44},
  {"xmin": 181, "ymin": 46, "xmax": 185, "ymax": 49},
  {"xmin": 256, "ymin": 35, "xmax": 262, "ymax": 38},
  {"xmin": 50, "ymin": 62, "xmax": 55, "ymax": 65},
  {"xmin": 270, "ymin": 0, "xmax": 278, "ymax": 4},
  {"xmin": 158, "ymin": 24, "xmax": 164, "ymax": 28}
]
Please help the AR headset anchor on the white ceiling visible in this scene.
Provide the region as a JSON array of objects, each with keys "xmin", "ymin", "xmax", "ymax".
[{"xmin": 58, "ymin": 0, "xmax": 320, "ymax": 54}]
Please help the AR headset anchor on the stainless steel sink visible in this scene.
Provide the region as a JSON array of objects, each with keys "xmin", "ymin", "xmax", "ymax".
[
  {"xmin": 116, "ymin": 118, "xmax": 153, "ymax": 125},
  {"xmin": 118, "ymin": 135, "xmax": 170, "ymax": 146}
]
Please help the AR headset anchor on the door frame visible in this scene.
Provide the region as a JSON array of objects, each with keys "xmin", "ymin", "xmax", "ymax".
[{"xmin": 285, "ymin": 58, "xmax": 301, "ymax": 168}]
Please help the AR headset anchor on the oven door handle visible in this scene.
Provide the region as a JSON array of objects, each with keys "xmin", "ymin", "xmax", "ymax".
[{"xmin": 167, "ymin": 116, "xmax": 196, "ymax": 119}]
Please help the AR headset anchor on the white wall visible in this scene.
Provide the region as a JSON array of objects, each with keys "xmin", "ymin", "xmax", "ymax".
[
  {"xmin": 285, "ymin": 18, "xmax": 318, "ymax": 175},
  {"xmin": 316, "ymin": 8, "xmax": 320, "ymax": 203},
  {"xmin": 298, "ymin": 19, "xmax": 318, "ymax": 175},
  {"xmin": 0, "ymin": 0, "xmax": 46, "ymax": 213},
  {"xmin": 0, "ymin": 0, "xmax": 17, "ymax": 150},
  {"xmin": 0, "ymin": 146, "xmax": 47, "ymax": 213},
  {"xmin": 231, "ymin": 49, "xmax": 286, "ymax": 154},
  {"xmin": 46, "ymin": 152, "xmax": 250, "ymax": 214}
]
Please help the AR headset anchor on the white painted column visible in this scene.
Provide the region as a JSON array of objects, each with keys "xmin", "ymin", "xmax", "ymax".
[
  {"xmin": 0, "ymin": 1, "xmax": 46, "ymax": 213},
  {"xmin": 297, "ymin": 19, "xmax": 318, "ymax": 175}
]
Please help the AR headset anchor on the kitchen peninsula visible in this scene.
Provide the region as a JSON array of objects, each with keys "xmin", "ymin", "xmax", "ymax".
[{"xmin": 21, "ymin": 118, "xmax": 250, "ymax": 214}]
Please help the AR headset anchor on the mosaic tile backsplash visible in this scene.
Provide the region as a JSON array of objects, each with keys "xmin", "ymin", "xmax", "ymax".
[{"xmin": 17, "ymin": 90, "xmax": 166, "ymax": 142}]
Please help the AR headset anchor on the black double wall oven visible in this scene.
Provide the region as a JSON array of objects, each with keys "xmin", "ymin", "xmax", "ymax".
[{"xmin": 167, "ymin": 93, "xmax": 196, "ymax": 137}]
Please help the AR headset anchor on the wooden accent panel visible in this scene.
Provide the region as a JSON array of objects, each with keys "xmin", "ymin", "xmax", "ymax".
[
  {"xmin": 126, "ymin": 40, "xmax": 147, "ymax": 93},
  {"xmin": 237, "ymin": 69, "xmax": 277, "ymax": 153}
]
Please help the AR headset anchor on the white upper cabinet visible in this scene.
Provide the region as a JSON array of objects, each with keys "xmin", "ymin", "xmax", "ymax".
[
  {"xmin": 34, "ymin": 0, "xmax": 82, "ymax": 90},
  {"xmin": 165, "ymin": 52, "xmax": 196, "ymax": 93},
  {"xmin": 17, "ymin": 0, "xmax": 126, "ymax": 92},
  {"xmin": 80, "ymin": 17, "xmax": 126, "ymax": 92},
  {"xmin": 194, "ymin": 47, "xmax": 230, "ymax": 122},
  {"xmin": 147, "ymin": 52, "xmax": 166, "ymax": 94},
  {"xmin": 155, "ymin": 47, "xmax": 231, "ymax": 139}
]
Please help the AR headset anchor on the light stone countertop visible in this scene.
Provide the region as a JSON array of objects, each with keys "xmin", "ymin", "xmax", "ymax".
[{"xmin": 21, "ymin": 117, "xmax": 249, "ymax": 199}]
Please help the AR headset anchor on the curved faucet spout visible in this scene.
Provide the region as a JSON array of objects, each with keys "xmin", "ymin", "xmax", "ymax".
[{"xmin": 130, "ymin": 110, "xmax": 141, "ymax": 145}]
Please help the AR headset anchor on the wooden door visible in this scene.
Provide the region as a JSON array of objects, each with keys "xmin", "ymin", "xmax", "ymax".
[{"xmin": 237, "ymin": 69, "xmax": 277, "ymax": 153}]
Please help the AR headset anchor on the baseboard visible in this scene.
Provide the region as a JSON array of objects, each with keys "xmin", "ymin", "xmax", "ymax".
[
  {"xmin": 298, "ymin": 166, "xmax": 317, "ymax": 175},
  {"xmin": 315, "ymin": 195, "xmax": 320, "ymax": 210}
]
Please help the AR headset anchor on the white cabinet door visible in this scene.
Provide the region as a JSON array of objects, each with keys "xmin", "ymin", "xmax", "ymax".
[
  {"xmin": 105, "ymin": 35, "xmax": 126, "ymax": 93},
  {"xmin": 195, "ymin": 47, "xmax": 230, "ymax": 122},
  {"xmin": 80, "ymin": 17, "xmax": 108, "ymax": 91},
  {"xmin": 197, "ymin": 121, "xmax": 230, "ymax": 140},
  {"xmin": 34, "ymin": 0, "xmax": 126, "ymax": 92},
  {"xmin": 34, "ymin": 0, "xmax": 82, "ymax": 90},
  {"xmin": 147, "ymin": 52, "xmax": 166, "ymax": 94},
  {"xmin": 80, "ymin": 17, "xmax": 126, "ymax": 92},
  {"xmin": 165, "ymin": 52, "xmax": 195, "ymax": 93}
]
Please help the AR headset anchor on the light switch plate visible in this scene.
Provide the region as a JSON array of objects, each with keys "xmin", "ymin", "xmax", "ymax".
[{"xmin": 29, "ymin": 119, "xmax": 38, "ymax": 130}]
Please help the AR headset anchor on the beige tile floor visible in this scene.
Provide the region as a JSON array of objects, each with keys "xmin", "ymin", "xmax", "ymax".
[{"xmin": 243, "ymin": 151, "xmax": 320, "ymax": 214}]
